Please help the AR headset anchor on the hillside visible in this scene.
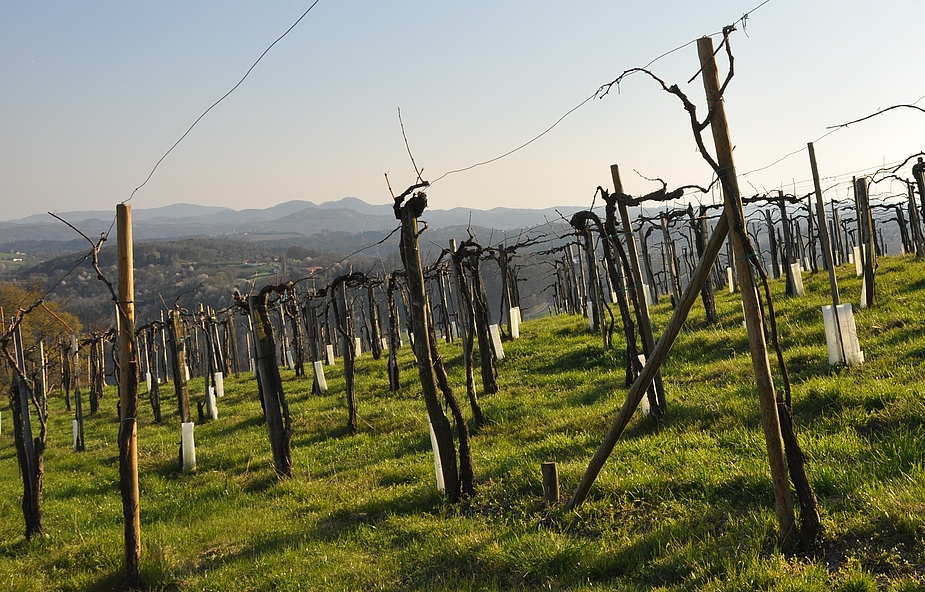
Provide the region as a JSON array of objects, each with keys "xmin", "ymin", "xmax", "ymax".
[
  {"xmin": 6, "ymin": 225, "xmax": 557, "ymax": 330},
  {"xmin": 2, "ymin": 256, "xmax": 924, "ymax": 590}
]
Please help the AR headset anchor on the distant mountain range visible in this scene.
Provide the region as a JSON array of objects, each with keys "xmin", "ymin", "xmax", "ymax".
[{"xmin": 0, "ymin": 197, "xmax": 584, "ymax": 246}]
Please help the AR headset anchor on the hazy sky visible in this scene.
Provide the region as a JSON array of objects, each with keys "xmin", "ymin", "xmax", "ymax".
[{"xmin": 2, "ymin": 1, "xmax": 923, "ymax": 221}]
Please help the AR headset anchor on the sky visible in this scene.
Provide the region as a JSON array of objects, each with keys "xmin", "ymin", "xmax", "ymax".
[{"xmin": 1, "ymin": 1, "xmax": 923, "ymax": 222}]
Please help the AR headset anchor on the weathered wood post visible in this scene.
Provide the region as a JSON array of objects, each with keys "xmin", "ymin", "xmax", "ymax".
[
  {"xmin": 855, "ymin": 177, "xmax": 876, "ymax": 307},
  {"xmin": 697, "ymin": 35, "xmax": 795, "ymax": 544},
  {"xmin": 116, "ymin": 203, "xmax": 141, "ymax": 589},
  {"xmin": 611, "ymin": 168, "xmax": 666, "ymax": 411},
  {"xmin": 808, "ymin": 142, "xmax": 846, "ymax": 362},
  {"xmin": 249, "ymin": 288, "xmax": 293, "ymax": 479},
  {"xmin": 541, "ymin": 462, "xmax": 559, "ymax": 503}
]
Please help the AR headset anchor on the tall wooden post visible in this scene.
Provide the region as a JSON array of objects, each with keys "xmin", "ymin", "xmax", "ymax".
[
  {"xmin": 808, "ymin": 143, "xmax": 841, "ymax": 305},
  {"xmin": 117, "ymin": 204, "xmax": 141, "ymax": 588},
  {"xmin": 249, "ymin": 290, "xmax": 294, "ymax": 479},
  {"xmin": 611, "ymin": 165, "xmax": 665, "ymax": 411},
  {"xmin": 856, "ymin": 177, "xmax": 876, "ymax": 307},
  {"xmin": 698, "ymin": 36, "xmax": 794, "ymax": 543}
]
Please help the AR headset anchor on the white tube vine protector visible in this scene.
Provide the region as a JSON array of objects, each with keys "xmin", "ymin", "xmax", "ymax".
[
  {"xmin": 427, "ymin": 418, "xmax": 445, "ymax": 492},
  {"xmin": 206, "ymin": 386, "xmax": 218, "ymax": 420},
  {"xmin": 313, "ymin": 360, "xmax": 328, "ymax": 394},
  {"xmin": 790, "ymin": 263, "xmax": 805, "ymax": 296},
  {"xmin": 822, "ymin": 304, "xmax": 864, "ymax": 366},
  {"xmin": 325, "ymin": 344, "xmax": 335, "ymax": 365},
  {"xmin": 181, "ymin": 422, "xmax": 196, "ymax": 473},
  {"xmin": 509, "ymin": 307, "xmax": 520, "ymax": 339},
  {"xmin": 213, "ymin": 372, "xmax": 224, "ymax": 398},
  {"xmin": 488, "ymin": 323, "xmax": 505, "ymax": 360},
  {"xmin": 72, "ymin": 419, "xmax": 78, "ymax": 451}
]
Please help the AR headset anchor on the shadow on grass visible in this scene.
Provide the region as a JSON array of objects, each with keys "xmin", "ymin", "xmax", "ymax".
[
  {"xmin": 533, "ymin": 344, "xmax": 609, "ymax": 376},
  {"xmin": 314, "ymin": 489, "xmax": 434, "ymax": 542},
  {"xmin": 820, "ymin": 514, "xmax": 925, "ymax": 576}
]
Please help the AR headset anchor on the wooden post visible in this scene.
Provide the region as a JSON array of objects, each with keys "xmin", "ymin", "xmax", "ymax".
[
  {"xmin": 808, "ymin": 144, "xmax": 841, "ymax": 298},
  {"xmin": 541, "ymin": 462, "xmax": 559, "ymax": 503},
  {"xmin": 249, "ymin": 290, "xmax": 294, "ymax": 479},
  {"xmin": 568, "ymin": 210, "xmax": 730, "ymax": 509},
  {"xmin": 697, "ymin": 36, "xmax": 794, "ymax": 543},
  {"xmin": 856, "ymin": 177, "xmax": 876, "ymax": 307},
  {"xmin": 808, "ymin": 142, "xmax": 846, "ymax": 362},
  {"xmin": 612, "ymin": 165, "xmax": 666, "ymax": 412},
  {"xmin": 116, "ymin": 203, "xmax": 141, "ymax": 588}
]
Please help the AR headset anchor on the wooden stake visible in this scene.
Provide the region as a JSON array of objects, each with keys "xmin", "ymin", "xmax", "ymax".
[
  {"xmin": 249, "ymin": 291, "xmax": 294, "ymax": 478},
  {"xmin": 541, "ymin": 462, "xmax": 559, "ymax": 503},
  {"xmin": 808, "ymin": 142, "xmax": 846, "ymax": 362},
  {"xmin": 117, "ymin": 203, "xmax": 141, "ymax": 588},
  {"xmin": 697, "ymin": 36, "xmax": 795, "ymax": 544},
  {"xmin": 612, "ymin": 165, "xmax": 666, "ymax": 412},
  {"xmin": 567, "ymin": 210, "xmax": 730, "ymax": 509}
]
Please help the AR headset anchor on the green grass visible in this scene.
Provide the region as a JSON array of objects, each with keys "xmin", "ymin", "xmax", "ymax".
[{"xmin": 2, "ymin": 256, "xmax": 925, "ymax": 590}]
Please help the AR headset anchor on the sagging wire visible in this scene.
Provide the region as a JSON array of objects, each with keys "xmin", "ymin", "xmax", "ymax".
[
  {"xmin": 428, "ymin": 0, "xmax": 776, "ymax": 186},
  {"xmin": 104, "ymin": 0, "xmax": 325, "ymax": 239}
]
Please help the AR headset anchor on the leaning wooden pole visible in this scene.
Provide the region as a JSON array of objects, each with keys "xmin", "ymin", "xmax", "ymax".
[
  {"xmin": 567, "ymin": 210, "xmax": 730, "ymax": 509},
  {"xmin": 116, "ymin": 204, "xmax": 141, "ymax": 588},
  {"xmin": 697, "ymin": 36, "xmax": 795, "ymax": 543}
]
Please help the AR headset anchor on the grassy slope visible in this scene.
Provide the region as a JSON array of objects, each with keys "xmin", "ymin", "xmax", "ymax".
[{"xmin": 1, "ymin": 256, "xmax": 924, "ymax": 591}]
